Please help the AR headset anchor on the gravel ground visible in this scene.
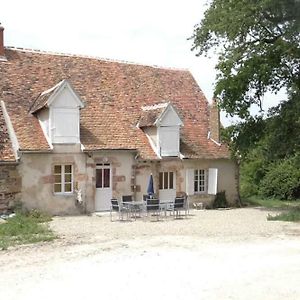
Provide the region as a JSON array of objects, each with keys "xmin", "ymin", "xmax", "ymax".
[{"xmin": 0, "ymin": 207, "xmax": 300, "ymax": 300}]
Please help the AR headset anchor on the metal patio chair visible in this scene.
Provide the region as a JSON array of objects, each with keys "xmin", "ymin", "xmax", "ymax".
[
  {"xmin": 110, "ymin": 198, "xmax": 130, "ymax": 221},
  {"xmin": 173, "ymin": 196, "xmax": 188, "ymax": 219},
  {"xmin": 146, "ymin": 198, "xmax": 161, "ymax": 221}
]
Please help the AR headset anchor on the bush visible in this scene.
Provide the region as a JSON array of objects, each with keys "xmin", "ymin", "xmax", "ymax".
[
  {"xmin": 240, "ymin": 146, "xmax": 268, "ymax": 197},
  {"xmin": 213, "ymin": 191, "xmax": 228, "ymax": 208},
  {"xmin": 259, "ymin": 157, "xmax": 300, "ymax": 200},
  {"xmin": 26, "ymin": 209, "xmax": 52, "ymax": 223}
]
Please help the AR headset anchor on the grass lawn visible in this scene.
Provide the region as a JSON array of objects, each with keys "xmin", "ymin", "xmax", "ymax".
[
  {"xmin": 243, "ymin": 196, "xmax": 300, "ymax": 222},
  {"xmin": 0, "ymin": 212, "xmax": 56, "ymax": 250}
]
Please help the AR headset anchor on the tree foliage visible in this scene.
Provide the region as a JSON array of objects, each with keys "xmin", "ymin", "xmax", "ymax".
[
  {"xmin": 193, "ymin": 0, "xmax": 300, "ymax": 200},
  {"xmin": 222, "ymin": 90, "xmax": 300, "ymax": 200},
  {"xmin": 259, "ymin": 156, "xmax": 300, "ymax": 200},
  {"xmin": 192, "ymin": 0, "xmax": 300, "ymax": 118}
]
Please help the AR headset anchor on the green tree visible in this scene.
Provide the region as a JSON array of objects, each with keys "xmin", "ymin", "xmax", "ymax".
[
  {"xmin": 192, "ymin": 0, "xmax": 300, "ymax": 118},
  {"xmin": 222, "ymin": 90, "xmax": 300, "ymax": 200}
]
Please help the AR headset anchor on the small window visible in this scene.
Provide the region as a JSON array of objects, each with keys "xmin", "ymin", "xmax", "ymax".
[
  {"xmin": 54, "ymin": 164, "xmax": 73, "ymax": 194},
  {"xmin": 159, "ymin": 172, "xmax": 174, "ymax": 190},
  {"xmin": 96, "ymin": 164, "xmax": 111, "ymax": 188},
  {"xmin": 194, "ymin": 169, "xmax": 206, "ymax": 193}
]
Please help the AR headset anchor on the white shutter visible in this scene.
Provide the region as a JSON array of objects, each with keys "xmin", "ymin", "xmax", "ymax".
[
  {"xmin": 208, "ymin": 168, "xmax": 218, "ymax": 195},
  {"xmin": 159, "ymin": 127, "xmax": 179, "ymax": 156},
  {"xmin": 186, "ymin": 169, "xmax": 195, "ymax": 196}
]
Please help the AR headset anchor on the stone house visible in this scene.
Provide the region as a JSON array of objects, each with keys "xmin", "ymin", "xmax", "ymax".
[{"xmin": 0, "ymin": 25, "xmax": 238, "ymax": 214}]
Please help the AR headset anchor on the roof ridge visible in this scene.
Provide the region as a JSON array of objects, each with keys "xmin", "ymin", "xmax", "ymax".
[
  {"xmin": 5, "ymin": 46, "xmax": 189, "ymax": 72},
  {"xmin": 141, "ymin": 102, "xmax": 169, "ymax": 111}
]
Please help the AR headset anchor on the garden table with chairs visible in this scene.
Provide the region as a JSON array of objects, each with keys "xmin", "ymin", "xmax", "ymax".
[{"xmin": 110, "ymin": 195, "xmax": 189, "ymax": 221}]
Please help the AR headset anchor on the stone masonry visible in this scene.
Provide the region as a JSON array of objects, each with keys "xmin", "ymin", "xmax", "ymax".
[{"xmin": 0, "ymin": 163, "xmax": 21, "ymax": 213}]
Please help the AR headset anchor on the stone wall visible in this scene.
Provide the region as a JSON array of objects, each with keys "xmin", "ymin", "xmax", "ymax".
[{"xmin": 0, "ymin": 163, "xmax": 21, "ymax": 213}]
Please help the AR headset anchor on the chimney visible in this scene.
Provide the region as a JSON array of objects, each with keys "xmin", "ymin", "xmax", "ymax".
[
  {"xmin": 0, "ymin": 23, "xmax": 5, "ymax": 57},
  {"xmin": 209, "ymin": 99, "xmax": 220, "ymax": 143}
]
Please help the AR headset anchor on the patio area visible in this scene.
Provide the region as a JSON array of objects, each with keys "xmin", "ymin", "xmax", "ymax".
[{"xmin": 1, "ymin": 208, "xmax": 300, "ymax": 300}]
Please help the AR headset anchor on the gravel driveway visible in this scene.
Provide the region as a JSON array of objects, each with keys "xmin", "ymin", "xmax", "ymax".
[{"xmin": 1, "ymin": 207, "xmax": 300, "ymax": 300}]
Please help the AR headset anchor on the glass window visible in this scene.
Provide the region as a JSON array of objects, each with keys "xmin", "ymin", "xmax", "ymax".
[
  {"xmin": 169, "ymin": 172, "xmax": 173, "ymax": 189},
  {"xmin": 159, "ymin": 172, "xmax": 163, "ymax": 190},
  {"xmin": 194, "ymin": 169, "xmax": 206, "ymax": 193},
  {"xmin": 54, "ymin": 164, "xmax": 73, "ymax": 194},
  {"xmin": 159, "ymin": 172, "xmax": 174, "ymax": 190},
  {"xmin": 103, "ymin": 168, "xmax": 110, "ymax": 188},
  {"xmin": 96, "ymin": 169, "xmax": 103, "ymax": 188},
  {"xmin": 95, "ymin": 164, "xmax": 111, "ymax": 188}
]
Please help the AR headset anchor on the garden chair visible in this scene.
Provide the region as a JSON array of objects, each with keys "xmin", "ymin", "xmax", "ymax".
[
  {"xmin": 146, "ymin": 198, "xmax": 161, "ymax": 221},
  {"xmin": 110, "ymin": 198, "xmax": 130, "ymax": 221},
  {"xmin": 122, "ymin": 195, "xmax": 133, "ymax": 203},
  {"xmin": 173, "ymin": 197, "xmax": 188, "ymax": 218}
]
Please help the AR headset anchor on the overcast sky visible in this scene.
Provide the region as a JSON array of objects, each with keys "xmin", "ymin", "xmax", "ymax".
[{"xmin": 2, "ymin": 0, "xmax": 285, "ymax": 126}]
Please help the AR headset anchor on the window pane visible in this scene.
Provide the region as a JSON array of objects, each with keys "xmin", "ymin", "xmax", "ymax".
[
  {"xmin": 103, "ymin": 168, "xmax": 110, "ymax": 188},
  {"xmin": 96, "ymin": 169, "xmax": 102, "ymax": 188},
  {"xmin": 65, "ymin": 165, "xmax": 72, "ymax": 173},
  {"xmin": 65, "ymin": 174, "xmax": 72, "ymax": 183},
  {"xmin": 54, "ymin": 184, "xmax": 62, "ymax": 193},
  {"xmin": 159, "ymin": 172, "xmax": 163, "ymax": 190},
  {"xmin": 54, "ymin": 174, "xmax": 61, "ymax": 183},
  {"xmin": 65, "ymin": 183, "xmax": 72, "ymax": 192},
  {"xmin": 164, "ymin": 172, "xmax": 168, "ymax": 189},
  {"xmin": 54, "ymin": 165, "xmax": 61, "ymax": 174},
  {"xmin": 194, "ymin": 181, "xmax": 198, "ymax": 192},
  {"xmin": 169, "ymin": 172, "xmax": 173, "ymax": 189}
]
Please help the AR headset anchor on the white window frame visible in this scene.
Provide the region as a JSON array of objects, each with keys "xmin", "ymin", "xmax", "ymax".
[
  {"xmin": 53, "ymin": 164, "xmax": 73, "ymax": 194},
  {"xmin": 194, "ymin": 169, "xmax": 207, "ymax": 194},
  {"xmin": 95, "ymin": 163, "xmax": 111, "ymax": 189}
]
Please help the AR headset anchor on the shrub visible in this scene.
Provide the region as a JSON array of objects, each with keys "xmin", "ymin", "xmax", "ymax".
[
  {"xmin": 213, "ymin": 191, "xmax": 228, "ymax": 208},
  {"xmin": 26, "ymin": 209, "xmax": 52, "ymax": 223},
  {"xmin": 259, "ymin": 157, "xmax": 300, "ymax": 200}
]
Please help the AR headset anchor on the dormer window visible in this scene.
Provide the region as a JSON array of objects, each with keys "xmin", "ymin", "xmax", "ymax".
[
  {"xmin": 158, "ymin": 126, "xmax": 180, "ymax": 156},
  {"xmin": 30, "ymin": 80, "xmax": 84, "ymax": 145},
  {"xmin": 138, "ymin": 102, "xmax": 183, "ymax": 157}
]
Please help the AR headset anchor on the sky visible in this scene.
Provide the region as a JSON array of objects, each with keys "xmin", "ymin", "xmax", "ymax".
[{"xmin": 2, "ymin": 0, "xmax": 285, "ymax": 126}]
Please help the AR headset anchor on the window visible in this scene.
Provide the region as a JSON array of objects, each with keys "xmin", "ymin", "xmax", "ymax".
[
  {"xmin": 194, "ymin": 169, "xmax": 206, "ymax": 193},
  {"xmin": 159, "ymin": 172, "xmax": 174, "ymax": 190},
  {"xmin": 54, "ymin": 165, "xmax": 73, "ymax": 193},
  {"xmin": 96, "ymin": 164, "xmax": 110, "ymax": 188}
]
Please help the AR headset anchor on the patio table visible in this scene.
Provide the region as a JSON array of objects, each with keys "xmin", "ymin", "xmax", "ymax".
[{"xmin": 123, "ymin": 201, "xmax": 145, "ymax": 220}]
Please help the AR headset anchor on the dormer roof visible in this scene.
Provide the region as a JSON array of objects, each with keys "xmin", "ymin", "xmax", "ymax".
[
  {"xmin": 30, "ymin": 79, "xmax": 84, "ymax": 114},
  {"xmin": 138, "ymin": 102, "xmax": 183, "ymax": 128}
]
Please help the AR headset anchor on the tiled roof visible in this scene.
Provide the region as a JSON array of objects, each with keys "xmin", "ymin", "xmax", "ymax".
[
  {"xmin": 138, "ymin": 103, "xmax": 168, "ymax": 127},
  {"xmin": 0, "ymin": 105, "xmax": 15, "ymax": 162},
  {"xmin": 30, "ymin": 80, "xmax": 65, "ymax": 113},
  {"xmin": 0, "ymin": 48, "xmax": 230, "ymax": 160}
]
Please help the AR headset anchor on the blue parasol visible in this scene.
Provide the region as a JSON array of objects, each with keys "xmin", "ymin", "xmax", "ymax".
[{"xmin": 147, "ymin": 174, "xmax": 154, "ymax": 196}]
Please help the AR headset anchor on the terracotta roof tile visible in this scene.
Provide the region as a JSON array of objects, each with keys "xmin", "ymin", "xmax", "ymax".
[
  {"xmin": 29, "ymin": 80, "xmax": 64, "ymax": 113},
  {"xmin": 138, "ymin": 103, "xmax": 168, "ymax": 127},
  {"xmin": 0, "ymin": 48, "xmax": 230, "ymax": 160}
]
